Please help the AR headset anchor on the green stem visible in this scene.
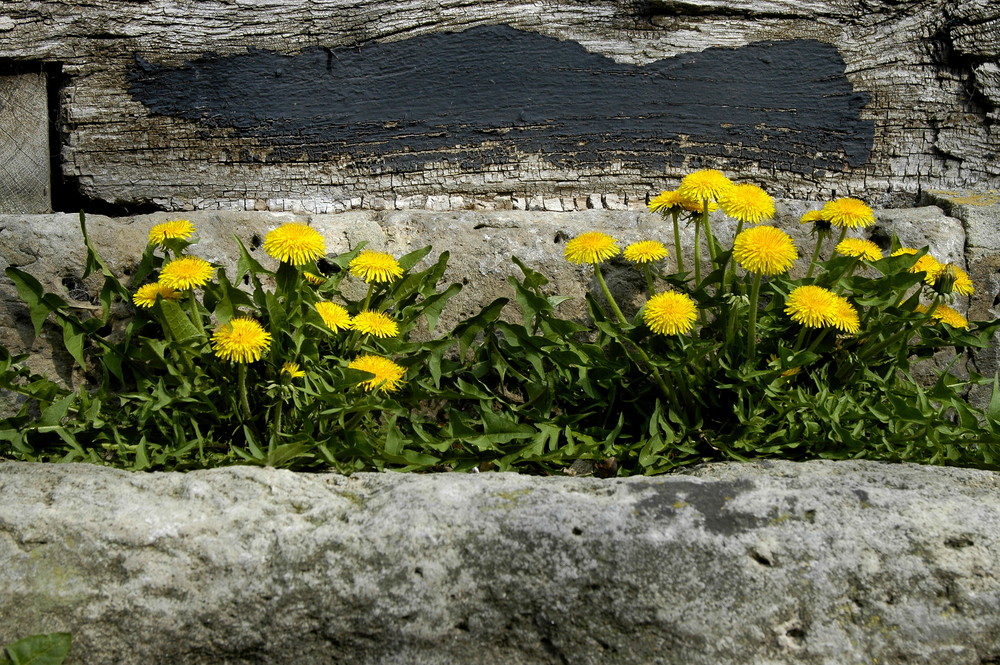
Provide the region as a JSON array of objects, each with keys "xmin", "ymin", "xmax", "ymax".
[
  {"xmin": 693, "ymin": 217, "xmax": 703, "ymax": 287},
  {"xmin": 594, "ymin": 264, "xmax": 628, "ymax": 326},
  {"xmin": 238, "ymin": 363, "xmax": 251, "ymax": 420},
  {"xmin": 671, "ymin": 210, "xmax": 684, "ymax": 273},
  {"xmin": 702, "ymin": 201, "xmax": 718, "ymax": 265},
  {"xmin": 643, "ymin": 265, "xmax": 656, "ymax": 297},
  {"xmin": 805, "ymin": 229, "xmax": 830, "ymax": 279},
  {"xmin": 746, "ymin": 272, "xmax": 764, "ymax": 362}
]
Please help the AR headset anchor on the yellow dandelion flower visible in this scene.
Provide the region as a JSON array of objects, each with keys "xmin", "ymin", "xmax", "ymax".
[
  {"xmin": 732, "ymin": 225, "xmax": 798, "ymax": 275},
  {"xmin": 676, "ymin": 169, "xmax": 734, "ymax": 204},
  {"xmin": 352, "ymin": 310, "xmax": 399, "ymax": 338},
  {"xmin": 132, "ymin": 283, "xmax": 181, "ymax": 308},
  {"xmin": 349, "ymin": 354, "xmax": 407, "ymax": 392},
  {"xmin": 835, "ymin": 238, "xmax": 883, "ymax": 261},
  {"xmin": 263, "ymin": 223, "xmax": 326, "ymax": 265},
  {"xmin": 349, "ymin": 249, "xmax": 404, "ymax": 283},
  {"xmin": 623, "ymin": 240, "xmax": 668, "ymax": 264},
  {"xmin": 211, "ymin": 317, "xmax": 272, "ymax": 363},
  {"xmin": 891, "ymin": 248, "xmax": 944, "ymax": 284},
  {"xmin": 281, "ymin": 362, "xmax": 306, "ymax": 378},
  {"xmin": 719, "ymin": 183, "xmax": 775, "ymax": 224},
  {"xmin": 830, "ymin": 295, "xmax": 861, "ymax": 334},
  {"xmin": 799, "ymin": 210, "xmax": 827, "ymax": 224},
  {"xmin": 930, "ymin": 304, "xmax": 970, "ymax": 329},
  {"xmin": 648, "ymin": 190, "xmax": 684, "ymax": 214},
  {"xmin": 148, "ymin": 220, "xmax": 195, "ymax": 246},
  {"xmin": 303, "ymin": 272, "xmax": 327, "ymax": 286},
  {"xmin": 158, "ymin": 256, "xmax": 214, "ymax": 290},
  {"xmin": 821, "ymin": 198, "xmax": 875, "ymax": 228},
  {"xmin": 952, "ymin": 266, "xmax": 974, "ymax": 296},
  {"xmin": 316, "ymin": 301, "xmax": 352, "ymax": 332},
  {"xmin": 643, "ymin": 291, "xmax": 698, "ymax": 336},
  {"xmin": 784, "ymin": 285, "xmax": 839, "ymax": 328},
  {"xmin": 564, "ymin": 232, "xmax": 620, "ymax": 265}
]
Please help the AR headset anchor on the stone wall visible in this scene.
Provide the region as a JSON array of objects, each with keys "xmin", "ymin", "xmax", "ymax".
[
  {"xmin": 0, "ymin": 1, "xmax": 997, "ymax": 212},
  {"xmin": 2, "ymin": 458, "xmax": 1000, "ymax": 664}
]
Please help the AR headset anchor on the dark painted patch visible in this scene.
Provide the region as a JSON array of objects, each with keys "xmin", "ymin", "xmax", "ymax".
[
  {"xmin": 128, "ymin": 25, "xmax": 873, "ymax": 173},
  {"xmin": 631, "ymin": 478, "xmax": 761, "ymax": 536}
]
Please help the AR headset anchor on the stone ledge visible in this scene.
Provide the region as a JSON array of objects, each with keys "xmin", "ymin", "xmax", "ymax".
[{"xmin": 1, "ymin": 459, "xmax": 999, "ymax": 664}]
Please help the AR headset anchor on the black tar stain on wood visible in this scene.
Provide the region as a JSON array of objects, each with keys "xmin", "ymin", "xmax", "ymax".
[{"xmin": 128, "ymin": 25, "xmax": 873, "ymax": 173}]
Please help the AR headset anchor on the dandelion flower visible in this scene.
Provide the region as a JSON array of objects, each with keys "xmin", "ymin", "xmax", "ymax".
[
  {"xmin": 891, "ymin": 248, "xmax": 944, "ymax": 284},
  {"xmin": 352, "ymin": 310, "xmax": 399, "ymax": 338},
  {"xmin": 836, "ymin": 238, "xmax": 882, "ymax": 261},
  {"xmin": 821, "ymin": 198, "xmax": 875, "ymax": 229},
  {"xmin": 930, "ymin": 304, "xmax": 970, "ymax": 329},
  {"xmin": 624, "ymin": 240, "xmax": 668, "ymax": 264},
  {"xmin": 148, "ymin": 220, "xmax": 195, "ymax": 246},
  {"xmin": 303, "ymin": 272, "xmax": 327, "ymax": 286},
  {"xmin": 158, "ymin": 256, "xmax": 214, "ymax": 290},
  {"xmin": 349, "ymin": 249, "xmax": 404, "ymax": 283},
  {"xmin": 800, "ymin": 210, "xmax": 827, "ymax": 224},
  {"xmin": 952, "ymin": 266, "xmax": 974, "ymax": 296},
  {"xmin": 349, "ymin": 354, "xmax": 407, "ymax": 392},
  {"xmin": 785, "ymin": 285, "xmax": 839, "ymax": 328},
  {"xmin": 132, "ymin": 283, "xmax": 181, "ymax": 308},
  {"xmin": 719, "ymin": 183, "xmax": 775, "ymax": 224},
  {"xmin": 211, "ymin": 317, "xmax": 272, "ymax": 363},
  {"xmin": 677, "ymin": 169, "xmax": 734, "ymax": 204},
  {"xmin": 830, "ymin": 295, "xmax": 861, "ymax": 334},
  {"xmin": 564, "ymin": 232, "xmax": 620, "ymax": 265},
  {"xmin": 732, "ymin": 225, "xmax": 798, "ymax": 275},
  {"xmin": 263, "ymin": 223, "xmax": 326, "ymax": 265},
  {"xmin": 648, "ymin": 190, "xmax": 685, "ymax": 214},
  {"xmin": 281, "ymin": 362, "xmax": 306, "ymax": 378},
  {"xmin": 643, "ymin": 291, "xmax": 698, "ymax": 335},
  {"xmin": 316, "ymin": 301, "xmax": 352, "ymax": 332}
]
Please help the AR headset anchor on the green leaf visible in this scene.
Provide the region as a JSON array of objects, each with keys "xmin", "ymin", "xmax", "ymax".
[
  {"xmin": 160, "ymin": 300, "xmax": 202, "ymax": 342},
  {"xmin": 418, "ymin": 283, "xmax": 462, "ymax": 333},
  {"xmin": 4, "ymin": 632, "xmax": 72, "ymax": 665},
  {"xmin": 61, "ymin": 322, "xmax": 87, "ymax": 369},
  {"xmin": 398, "ymin": 246, "xmax": 433, "ymax": 272}
]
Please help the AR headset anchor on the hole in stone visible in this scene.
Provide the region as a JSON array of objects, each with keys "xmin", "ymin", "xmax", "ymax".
[
  {"xmin": 571, "ymin": 526, "xmax": 583, "ymax": 536},
  {"xmin": 553, "ymin": 231, "xmax": 569, "ymax": 243},
  {"xmin": 249, "ymin": 234, "xmax": 262, "ymax": 251},
  {"xmin": 786, "ymin": 627, "xmax": 805, "ymax": 640},
  {"xmin": 317, "ymin": 257, "xmax": 339, "ymax": 274},
  {"xmin": 749, "ymin": 548, "xmax": 773, "ymax": 567},
  {"xmin": 944, "ymin": 536, "xmax": 974, "ymax": 549},
  {"xmin": 455, "ymin": 619, "xmax": 470, "ymax": 632},
  {"xmin": 61, "ymin": 276, "xmax": 94, "ymax": 303},
  {"xmin": 414, "ymin": 566, "xmax": 424, "ymax": 577}
]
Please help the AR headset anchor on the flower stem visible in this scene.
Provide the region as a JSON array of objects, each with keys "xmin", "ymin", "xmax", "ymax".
[
  {"xmin": 671, "ymin": 210, "xmax": 684, "ymax": 273},
  {"xmin": 238, "ymin": 363, "xmax": 251, "ymax": 420},
  {"xmin": 805, "ymin": 229, "xmax": 830, "ymax": 279},
  {"xmin": 702, "ymin": 201, "xmax": 718, "ymax": 265},
  {"xmin": 644, "ymin": 265, "xmax": 656, "ymax": 296},
  {"xmin": 594, "ymin": 264, "xmax": 628, "ymax": 326},
  {"xmin": 746, "ymin": 272, "xmax": 764, "ymax": 362}
]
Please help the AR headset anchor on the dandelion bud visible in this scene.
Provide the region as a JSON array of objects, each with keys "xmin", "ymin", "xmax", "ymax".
[{"xmin": 933, "ymin": 263, "xmax": 959, "ymax": 295}]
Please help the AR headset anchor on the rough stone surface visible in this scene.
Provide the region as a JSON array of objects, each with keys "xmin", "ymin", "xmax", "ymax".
[
  {"xmin": 1, "ymin": 459, "xmax": 999, "ymax": 664},
  {"xmin": 1, "ymin": 1, "xmax": 998, "ymax": 210}
]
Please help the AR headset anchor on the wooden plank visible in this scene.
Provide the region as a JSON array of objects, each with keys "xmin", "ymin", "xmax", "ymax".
[{"xmin": 0, "ymin": 72, "xmax": 49, "ymax": 213}]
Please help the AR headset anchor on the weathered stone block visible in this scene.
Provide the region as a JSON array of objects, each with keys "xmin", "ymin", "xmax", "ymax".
[{"xmin": 1, "ymin": 459, "xmax": 999, "ymax": 664}]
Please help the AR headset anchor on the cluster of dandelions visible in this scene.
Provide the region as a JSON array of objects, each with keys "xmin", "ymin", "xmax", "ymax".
[
  {"xmin": 132, "ymin": 220, "xmax": 407, "ymax": 393},
  {"xmin": 565, "ymin": 169, "xmax": 976, "ymax": 356}
]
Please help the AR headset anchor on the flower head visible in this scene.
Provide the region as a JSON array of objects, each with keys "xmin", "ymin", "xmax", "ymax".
[
  {"xmin": 891, "ymin": 248, "xmax": 944, "ymax": 284},
  {"xmin": 211, "ymin": 317, "xmax": 272, "ymax": 363},
  {"xmin": 303, "ymin": 272, "xmax": 327, "ymax": 286},
  {"xmin": 821, "ymin": 198, "xmax": 875, "ymax": 229},
  {"xmin": 148, "ymin": 220, "xmax": 195, "ymax": 246},
  {"xmin": 132, "ymin": 283, "xmax": 181, "ymax": 308},
  {"xmin": 316, "ymin": 301, "xmax": 352, "ymax": 332},
  {"xmin": 719, "ymin": 183, "xmax": 775, "ymax": 224},
  {"xmin": 643, "ymin": 291, "xmax": 698, "ymax": 335},
  {"xmin": 933, "ymin": 263, "xmax": 975, "ymax": 296},
  {"xmin": 800, "ymin": 209, "xmax": 832, "ymax": 233},
  {"xmin": 952, "ymin": 266, "xmax": 974, "ymax": 296},
  {"xmin": 349, "ymin": 355, "xmax": 406, "ymax": 392},
  {"xmin": 929, "ymin": 303, "xmax": 970, "ymax": 329},
  {"xmin": 352, "ymin": 310, "xmax": 399, "ymax": 338},
  {"xmin": 830, "ymin": 295, "xmax": 861, "ymax": 334},
  {"xmin": 732, "ymin": 226, "xmax": 798, "ymax": 275},
  {"xmin": 349, "ymin": 249, "xmax": 404, "ymax": 283},
  {"xmin": 263, "ymin": 223, "xmax": 326, "ymax": 265},
  {"xmin": 158, "ymin": 256, "xmax": 214, "ymax": 290},
  {"xmin": 648, "ymin": 190, "xmax": 713, "ymax": 214},
  {"xmin": 677, "ymin": 169, "xmax": 734, "ymax": 204},
  {"xmin": 281, "ymin": 362, "xmax": 306, "ymax": 378},
  {"xmin": 836, "ymin": 238, "xmax": 882, "ymax": 261},
  {"xmin": 564, "ymin": 232, "xmax": 620, "ymax": 265},
  {"xmin": 785, "ymin": 285, "xmax": 839, "ymax": 328},
  {"xmin": 623, "ymin": 240, "xmax": 668, "ymax": 264}
]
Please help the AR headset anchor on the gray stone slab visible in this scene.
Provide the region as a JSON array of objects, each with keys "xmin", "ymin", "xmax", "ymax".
[{"xmin": 1, "ymin": 459, "xmax": 999, "ymax": 664}]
